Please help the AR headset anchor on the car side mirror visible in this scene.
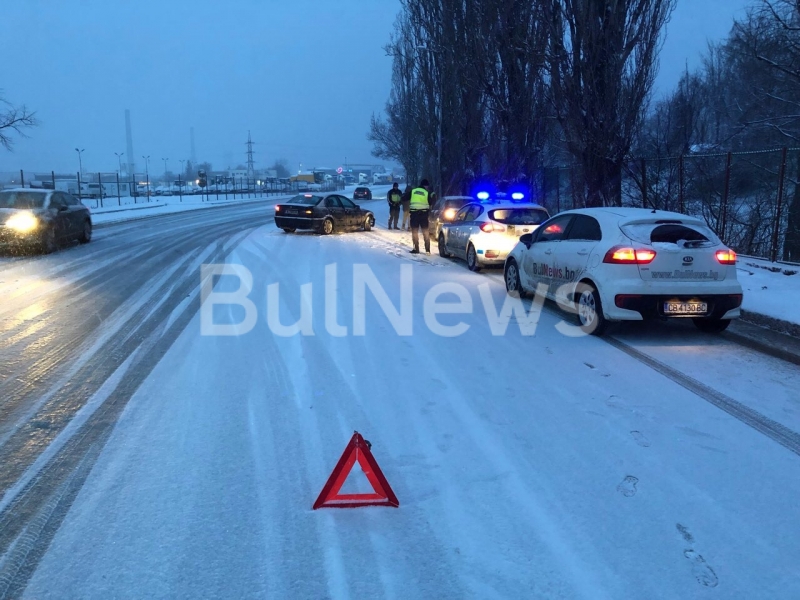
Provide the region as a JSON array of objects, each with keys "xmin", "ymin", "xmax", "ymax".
[{"xmin": 519, "ymin": 232, "xmax": 533, "ymax": 248}]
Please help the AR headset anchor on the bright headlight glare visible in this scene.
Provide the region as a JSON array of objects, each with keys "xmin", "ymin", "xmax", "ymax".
[
  {"xmin": 5, "ymin": 211, "xmax": 39, "ymax": 233},
  {"xmin": 443, "ymin": 208, "xmax": 456, "ymax": 219}
]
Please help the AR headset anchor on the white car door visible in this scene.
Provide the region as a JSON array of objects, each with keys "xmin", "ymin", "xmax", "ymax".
[
  {"xmin": 553, "ymin": 214, "xmax": 603, "ymax": 302},
  {"xmin": 519, "ymin": 214, "xmax": 574, "ymax": 296}
]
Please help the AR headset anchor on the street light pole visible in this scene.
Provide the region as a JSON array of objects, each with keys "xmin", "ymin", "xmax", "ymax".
[
  {"xmin": 75, "ymin": 148, "xmax": 85, "ymax": 175},
  {"xmin": 142, "ymin": 155, "xmax": 150, "ymax": 198},
  {"xmin": 162, "ymin": 158, "xmax": 169, "ymax": 189},
  {"xmin": 114, "ymin": 152, "xmax": 124, "ymax": 175}
]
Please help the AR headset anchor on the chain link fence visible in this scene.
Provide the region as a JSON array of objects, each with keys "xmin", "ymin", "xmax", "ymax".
[
  {"xmin": 538, "ymin": 147, "xmax": 800, "ymax": 263},
  {"xmin": 0, "ymin": 170, "xmax": 347, "ymax": 210}
]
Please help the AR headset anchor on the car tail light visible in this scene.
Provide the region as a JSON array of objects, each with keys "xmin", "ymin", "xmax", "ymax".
[
  {"xmin": 485, "ymin": 250, "xmax": 499, "ymax": 258},
  {"xmin": 480, "ymin": 222, "xmax": 506, "ymax": 233},
  {"xmin": 715, "ymin": 249, "xmax": 736, "ymax": 265},
  {"xmin": 275, "ymin": 205, "xmax": 281, "ymax": 212},
  {"xmin": 603, "ymin": 246, "xmax": 656, "ymax": 264}
]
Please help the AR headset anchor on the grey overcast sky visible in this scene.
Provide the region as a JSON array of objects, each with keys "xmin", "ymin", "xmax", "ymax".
[{"xmin": 1, "ymin": 0, "xmax": 754, "ymax": 175}]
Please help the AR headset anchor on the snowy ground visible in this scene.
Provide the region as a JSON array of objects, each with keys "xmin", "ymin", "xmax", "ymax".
[
  {"xmin": 8, "ymin": 196, "xmax": 799, "ymax": 599},
  {"xmin": 736, "ymin": 256, "xmax": 800, "ymax": 326}
]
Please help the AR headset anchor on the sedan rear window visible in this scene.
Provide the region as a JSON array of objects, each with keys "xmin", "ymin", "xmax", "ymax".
[
  {"xmin": 622, "ymin": 222, "xmax": 720, "ymax": 247},
  {"xmin": 288, "ymin": 194, "xmax": 322, "ymax": 205},
  {"xmin": 0, "ymin": 191, "xmax": 47, "ymax": 209},
  {"xmin": 488, "ymin": 208, "xmax": 549, "ymax": 225}
]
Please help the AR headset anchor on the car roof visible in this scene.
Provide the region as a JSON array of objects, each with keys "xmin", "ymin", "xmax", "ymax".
[
  {"xmin": 555, "ymin": 206, "xmax": 706, "ymax": 226},
  {"xmin": 1, "ymin": 188, "xmax": 50, "ymax": 194}
]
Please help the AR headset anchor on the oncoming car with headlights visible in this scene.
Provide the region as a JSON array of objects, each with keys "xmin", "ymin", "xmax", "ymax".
[
  {"xmin": 0, "ymin": 189, "xmax": 92, "ymax": 254},
  {"xmin": 503, "ymin": 207, "xmax": 744, "ymax": 335},
  {"xmin": 438, "ymin": 200, "xmax": 550, "ymax": 271},
  {"xmin": 274, "ymin": 193, "xmax": 375, "ymax": 235}
]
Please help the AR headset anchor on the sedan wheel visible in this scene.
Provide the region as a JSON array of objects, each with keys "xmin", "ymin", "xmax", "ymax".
[
  {"xmin": 363, "ymin": 214, "xmax": 373, "ymax": 231},
  {"xmin": 577, "ymin": 284, "xmax": 608, "ymax": 336},
  {"xmin": 466, "ymin": 244, "xmax": 481, "ymax": 272},
  {"xmin": 322, "ymin": 218, "xmax": 334, "ymax": 235},
  {"xmin": 79, "ymin": 220, "xmax": 92, "ymax": 244},
  {"xmin": 41, "ymin": 227, "xmax": 57, "ymax": 254},
  {"xmin": 505, "ymin": 259, "xmax": 525, "ymax": 297},
  {"xmin": 438, "ymin": 233, "xmax": 451, "ymax": 258}
]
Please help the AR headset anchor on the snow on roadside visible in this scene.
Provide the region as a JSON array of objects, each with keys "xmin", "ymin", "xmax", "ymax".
[{"xmin": 736, "ymin": 257, "xmax": 800, "ymax": 326}]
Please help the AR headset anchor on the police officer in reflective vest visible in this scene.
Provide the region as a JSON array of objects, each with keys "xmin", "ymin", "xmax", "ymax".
[{"xmin": 409, "ymin": 179, "xmax": 432, "ymax": 254}]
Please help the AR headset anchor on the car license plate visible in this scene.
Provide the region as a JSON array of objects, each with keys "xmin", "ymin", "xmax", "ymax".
[
  {"xmin": 664, "ymin": 302, "xmax": 708, "ymax": 315},
  {"xmin": 285, "ymin": 208, "xmax": 299, "ymax": 215}
]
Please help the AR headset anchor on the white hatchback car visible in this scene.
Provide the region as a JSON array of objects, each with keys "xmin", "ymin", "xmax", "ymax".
[
  {"xmin": 503, "ymin": 207, "xmax": 744, "ymax": 335},
  {"xmin": 438, "ymin": 201, "xmax": 550, "ymax": 270}
]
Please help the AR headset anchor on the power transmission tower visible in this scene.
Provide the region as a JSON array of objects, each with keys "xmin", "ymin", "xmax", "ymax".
[{"xmin": 246, "ymin": 131, "xmax": 256, "ymax": 177}]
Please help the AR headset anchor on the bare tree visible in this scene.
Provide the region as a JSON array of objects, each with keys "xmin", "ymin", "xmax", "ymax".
[
  {"xmin": 0, "ymin": 94, "xmax": 37, "ymax": 151},
  {"xmin": 546, "ymin": 0, "xmax": 677, "ymax": 206}
]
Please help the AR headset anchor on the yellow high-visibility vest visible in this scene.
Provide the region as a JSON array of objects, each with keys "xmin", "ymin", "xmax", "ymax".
[{"xmin": 410, "ymin": 187, "xmax": 429, "ymax": 210}]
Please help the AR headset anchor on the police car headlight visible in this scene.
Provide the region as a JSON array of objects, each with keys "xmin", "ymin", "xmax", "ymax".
[
  {"xmin": 443, "ymin": 208, "xmax": 456, "ymax": 220},
  {"xmin": 5, "ymin": 211, "xmax": 39, "ymax": 233}
]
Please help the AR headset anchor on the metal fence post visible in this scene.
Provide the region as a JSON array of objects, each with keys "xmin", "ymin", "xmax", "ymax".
[
  {"xmin": 179, "ymin": 176, "xmax": 183, "ymax": 202},
  {"xmin": 132, "ymin": 174, "xmax": 137, "ymax": 204},
  {"xmin": 20, "ymin": 169, "xmax": 24, "ymax": 188},
  {"xmin": 98, "ymin": 173, "xmax": 104, "ymax": 209},
  {"xmin": 51, "ymin": 171, "xmax": 56, "ymax": 191},
  {"xmin": 771, "ymin": 146, "xmax": 789, "ymax": 262},
  {"xmin": 679, "ymin": 154, "xmax": 685, "ymax": 213},
  {"xmin": 720, "ymin": 152, "xmax": 732, "ymax": 242},
  {"xmin": 116, "ymin": 172, "xmax": 121, "ymax": 206},
  {"xmin": 77, "ymin": 171, "xmax": 82, "ymax": 202},
  {"xmin": 641, "ymin": 158, "xmax": 648, "ymax": 208}
]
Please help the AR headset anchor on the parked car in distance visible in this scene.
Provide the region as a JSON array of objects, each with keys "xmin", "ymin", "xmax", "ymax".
[{"xmin": 353, "ymin": 186, "xmax": 372, "ymax": 200}]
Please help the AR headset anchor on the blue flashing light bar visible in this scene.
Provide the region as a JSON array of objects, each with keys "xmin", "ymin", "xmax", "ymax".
[
  {"xmin": 476, "ymin": 191, "xmax": 490, "ymax": 200},
  {"xmin": 512, "ymin": 192, "xmax": 525, "ymax": 200}
]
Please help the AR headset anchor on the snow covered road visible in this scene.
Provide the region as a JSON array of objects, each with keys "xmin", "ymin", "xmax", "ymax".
[{"xmin": 1, "ymin": 196, "xmax": 800, "ymax": 599}]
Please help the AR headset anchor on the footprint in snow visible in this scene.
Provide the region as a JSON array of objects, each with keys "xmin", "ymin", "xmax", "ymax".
[
  {"xmin": 676, "ymin": 523, "xmax": 694, "ymax": 544},
  {"xmin": 617, "ymin": 475, "xmax": 638, "ymax": 497},
  {"xmin": 684, "ymin": 550, "xmax": 718, "ymax": 587},
  {"xmin": 630, "ymin": 431, "xmax": 651, "ymax": 447}
]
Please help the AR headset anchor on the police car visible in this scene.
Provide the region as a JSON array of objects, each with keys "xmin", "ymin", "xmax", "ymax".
[
  {"xmin": 438, "ymin": 195, "xmax": 550, "ymax": 271},
  {"xmin": 503, "ymin": 207, "xmax": 743, "ymax": 335}
]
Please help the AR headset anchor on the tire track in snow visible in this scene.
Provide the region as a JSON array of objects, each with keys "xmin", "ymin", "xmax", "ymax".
[
  {"xmin": 0, "ymin": 215, "xmax": 268, "ymax": 598},
  {"xmin": 603, "ymin": 336, "xmax": 800, "ymax": 457}
]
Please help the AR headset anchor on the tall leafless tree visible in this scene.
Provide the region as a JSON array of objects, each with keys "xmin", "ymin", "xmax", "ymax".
[
  {"xmin": 546, "ymin": 0, "xmax": 677, "ymax": 206},
  {"xmin": 0, "ymin": 94, "xmax": 37, "ymax": 151}
]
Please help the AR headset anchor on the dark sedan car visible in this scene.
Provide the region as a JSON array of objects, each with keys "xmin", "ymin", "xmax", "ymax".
[
  {"xmin": 274, "ymin": 193, "xmax": 375, "ymax": 235},
  {"xmin": 353, "ymin": 186, "xmax": 372, "ymax": 200},
  {"xmin": 0, "ymin": 189, "xmax": 92, "ymax": 253}
]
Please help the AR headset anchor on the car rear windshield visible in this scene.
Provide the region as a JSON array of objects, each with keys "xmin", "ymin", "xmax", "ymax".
[
  {"xmin": 288, "ymin": 194, "xmax": 322, "ymax": 205},
  {"xmin": 488, "ymin": 208, "xmax": 549, "ymax": 225},
  {"xmin": 0, "ymin": 191, "xmax": 47, "ymax": 209},
  {"xmin": 355, "ymin": 187, "xmax": 368, "ymax": 192},
  {"xmin": 621, "ymin": 222, "xmax": 720, "ymax": 246}
]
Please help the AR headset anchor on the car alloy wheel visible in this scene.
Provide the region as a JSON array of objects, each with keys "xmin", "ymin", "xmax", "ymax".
[
  {"xmin": 322, "ymin": 218, "xmax": 334, "ymax": 235},
  {"xmin": 577, "ymin": 284, "xmax": 608, "ymax": 336},
  {"xmin": 505, "ymin": 260, "xmax": 524, "ymax": 297},
  {"xmin": 363, "ymin": 215, "xmax": 373, "ymax": 231},
  {"xmin": 466, "ymin": 244, "xmax": 481, "ymax": 272}
]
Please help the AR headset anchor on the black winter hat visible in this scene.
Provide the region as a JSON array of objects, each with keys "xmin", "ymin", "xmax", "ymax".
[{"xmin": 420, "ymin": 179, "xmax": 430, "ymax": 187}]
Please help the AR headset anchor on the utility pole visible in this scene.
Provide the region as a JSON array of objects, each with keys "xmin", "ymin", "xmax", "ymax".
[{"xmin": 246, "ymin": 131, "xmax": 255, "ymax": 178}]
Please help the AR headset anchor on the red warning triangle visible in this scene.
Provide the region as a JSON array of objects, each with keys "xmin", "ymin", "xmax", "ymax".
[{"xmin": 313, "ymin": 431, "xmax": 399, "ymax": 509}]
